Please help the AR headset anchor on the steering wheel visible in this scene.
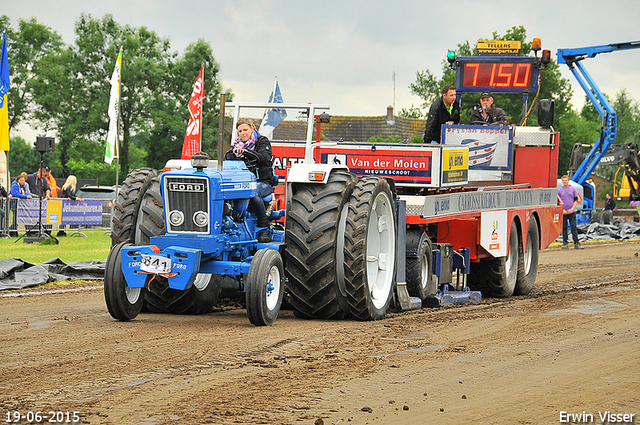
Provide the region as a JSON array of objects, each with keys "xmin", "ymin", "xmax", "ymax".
[{"xmin": 241, "ymin": 148, "xmax": 260, "ymax": 170}]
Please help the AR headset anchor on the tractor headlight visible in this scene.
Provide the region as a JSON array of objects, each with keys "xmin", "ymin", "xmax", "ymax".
[
  {"xmin": 191, "ymin": 154, "xmax": 209, "ymax": 171},
  {"xmin": 168, "ymin": 210, "xmax": 184, "ymax": 226},
  {"xmin": 193, "ymin": 211, "xmax": 208, "ymax": 227}
]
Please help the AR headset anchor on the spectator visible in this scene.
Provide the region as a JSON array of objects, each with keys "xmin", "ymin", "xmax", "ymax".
[
  {"xmin": 10, "ymin": 172, "xmax": 33, "ymax": 199},
  {"xmin": 44, "ymin": 166, "xmax": 59, "ymax": 198},
  {"xmin": 557, "ymin": 175, "xmax": 582, "ymax": 249},
  {"xmin": 423, "ymin": 84, "xmax": 460, "ymax": 144},
  {"xmin": 57, "ymin": 175, "xmax": 84, "ymax": 237},
  {"xmin": 10, "ymin": 173, "xmax": 33, "ymax": 235},
  {"xmin": 60, "ymin": 175, "xmax": 83, "ymax": 201},
  {"xmin": 26, "ymin": 167, "xmax": 51, "ymax": 199},
  {"xmin": 604, "ymin": 193, "xmax": 616, "ymax": 211}
]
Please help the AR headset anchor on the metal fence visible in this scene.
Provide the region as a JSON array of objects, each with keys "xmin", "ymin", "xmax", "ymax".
[{"xmin": 0, "ymin": 198, "xmax": 114, "ymax": 238}]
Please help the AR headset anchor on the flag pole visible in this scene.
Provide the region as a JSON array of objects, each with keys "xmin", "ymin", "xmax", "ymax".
[
  {"xmin": 200, "ymin": 64, "xmax": 204, "ymax": 154},
  {"xmin": 115, "ymin": 46, "xmax": 122, "ymax": 201}
]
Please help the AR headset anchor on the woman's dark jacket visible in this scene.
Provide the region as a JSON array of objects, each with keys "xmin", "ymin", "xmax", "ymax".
[{"xmin": 225, "ymin": 135, "xmax": 276, "ymax": 185}]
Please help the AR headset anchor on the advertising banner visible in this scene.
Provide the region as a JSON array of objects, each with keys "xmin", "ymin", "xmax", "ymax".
[
  {"xmin": 442, "ymin": 124, "xmax": 513, "ymax": 181},
  {"xmin": 315, "ymin": 143, "xmax": 438, "ymax": 187},
  {"xmin": 17, "ymin": 199, "xmax": 103, "ymax": 226}
]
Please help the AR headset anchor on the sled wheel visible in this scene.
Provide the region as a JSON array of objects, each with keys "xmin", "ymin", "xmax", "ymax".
[
  {"xmin": 515, "ymin": 215, "xmax": 539, "ymax": 295},
  {"xmin": 406, "ymin": 229, "xmax": 434, "ymax": 301},
  {"xmin": 468, "ymin": 219, "xmax": 519, "ymax": 298},
  {"xmin": 104, "ymin": 242, "xmax": 143, "ymax": 321},
  {"xmin": 246, "ymin": 249, "xmax": 284, "ymax": 326},
  {"xmin": 344, "ymin": 176, "xmax": 397, "ymax": 320}
]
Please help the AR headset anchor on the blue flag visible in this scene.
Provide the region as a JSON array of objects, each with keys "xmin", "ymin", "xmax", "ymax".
[
  {"xmin": 0, "ymin": 32, "xmax": 10, "ymax": 108},
  {"xmin": 258, "ymin": 77, "xmax": 287, "ymax": 140}
]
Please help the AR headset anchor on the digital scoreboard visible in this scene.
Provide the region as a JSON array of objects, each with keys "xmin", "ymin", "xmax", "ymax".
[{"xmin": 455, "ymin": 56, "xmax": 539, "ymax": 93}]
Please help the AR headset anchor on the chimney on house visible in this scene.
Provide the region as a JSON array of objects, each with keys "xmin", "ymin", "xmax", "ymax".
[{"xmin": 386, "ymin": 105, "xmax": 395, "ymax": 125}]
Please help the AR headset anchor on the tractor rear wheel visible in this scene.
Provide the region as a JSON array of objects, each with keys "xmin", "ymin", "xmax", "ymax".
[
  {"xmin": 468, "ymin": 219, "xmax": 519, "ymax": 297},
  {"xmin": 515, "ymin": 215, "xmax": 539, "ymax": 295},
  {"xmin": 284, "ymin": 170, "xmax": 357, "ymax": 319},
  {"xmin": 246, "ymin": 249, "xmax": 284, "ymax": 326},
  {"xmin": 405, "ymin": 229, "xmax": 434, "ymax": 301},
  {"xmin": 344, "ymin": 176, "xmax": 397, "ymax": 320},
  {"xmin": 111, "ymin": 168, "xmax": 161, "ymax": 246},
  {"xmin": 104, "ymin": 242, "xmax": 143, "ymax": 321}
]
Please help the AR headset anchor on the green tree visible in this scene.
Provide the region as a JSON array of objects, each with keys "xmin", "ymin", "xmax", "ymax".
[
  {"xmin": 143, "ymin": 39, "xmax": 232, "ymax": 169},
  {"xmin": 0, "ymin": 17, "xmax": 64, "ymax": 133},
  {"xmin": 29, "ymin": 14, "xmax": 231, "ymax": 179},
  {"xmin": 613, "ymin": 89, "xmax": 640, "ymax": 145},
  {"xmin": 7, "ymin": 136, "xmax": 54, "ymax": 177}
]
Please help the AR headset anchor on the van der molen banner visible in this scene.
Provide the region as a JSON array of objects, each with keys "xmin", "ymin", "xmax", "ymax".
[{"xmin": 16, "ymin": 199, "xmax": 103, "ymax": 225}]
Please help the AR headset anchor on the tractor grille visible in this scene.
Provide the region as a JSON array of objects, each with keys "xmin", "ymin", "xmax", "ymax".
[{"xmin": 164, "ymin": 175, "xmax": 210, "ymax": 234}]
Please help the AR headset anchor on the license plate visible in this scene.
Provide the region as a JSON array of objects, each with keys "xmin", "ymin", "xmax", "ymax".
[{"xmin": 140, "ymin": 254, "xmax": 171, "ymax": 274}]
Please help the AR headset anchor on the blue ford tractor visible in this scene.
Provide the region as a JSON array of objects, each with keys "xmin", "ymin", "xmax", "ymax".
[{"xmin": 104, "ymin": 154, "xmax": 286, "ymax": 326}]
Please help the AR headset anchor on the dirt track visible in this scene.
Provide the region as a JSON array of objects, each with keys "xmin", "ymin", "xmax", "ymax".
[{"xmin": 1, "ymin": 241, "xmax": 639, "ymax": 425}]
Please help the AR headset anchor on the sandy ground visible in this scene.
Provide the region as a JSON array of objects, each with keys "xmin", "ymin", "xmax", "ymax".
[{"xmin": 1, "ymin": 241, "xmax": 639, "ymax": 425}]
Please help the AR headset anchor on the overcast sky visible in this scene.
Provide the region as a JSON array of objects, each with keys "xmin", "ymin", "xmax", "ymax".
[{"xmin": 5, "ymin": 0, "xmax": 640, "ymax": 139}]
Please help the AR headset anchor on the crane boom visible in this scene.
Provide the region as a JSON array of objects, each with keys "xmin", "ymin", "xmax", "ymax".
[{"xmin": 556, "ymin": 41, "xmax": 640, "ymax": 186}]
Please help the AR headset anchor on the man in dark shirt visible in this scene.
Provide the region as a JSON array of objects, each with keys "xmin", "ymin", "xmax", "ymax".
[
  {"xmin": 469, "ymin": 92, "xmax": 509, "ymax": 125},
  {"xmin": 423, "ymin": 84, "xmax": 460, "ymax": 143},
  {"xmin": 604, "ymin": 193, "xmax": 616, "ymax": 211},
  {"xmin": 26, "ymin": 168, "xmax": 51, "ymax": 199}
]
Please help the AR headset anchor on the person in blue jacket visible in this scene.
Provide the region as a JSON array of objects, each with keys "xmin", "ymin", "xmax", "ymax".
[
  {"xmin": 10, "ymin": 172, "xmax": 33, "ymax": 199},
  {"xmin": 9, "ymin": 172, "xmax": 33, "ymax": 234}
]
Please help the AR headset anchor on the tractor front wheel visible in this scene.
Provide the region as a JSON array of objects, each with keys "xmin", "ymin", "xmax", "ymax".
[
  {"xmin": 104, "ymin": 242, "xmax": 143, "ymax": 321},
  {"xmin": 246, "ymin": 249, "xmax": 285, "ymax": 326}
]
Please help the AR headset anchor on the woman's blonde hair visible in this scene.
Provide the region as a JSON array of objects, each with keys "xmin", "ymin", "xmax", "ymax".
[
  {"xmin": 17, "ymin": 172, "xmax": 28, "ymax": 181},
  {"xmin": 62, "ymin": 175, "xmax": 77, "ymax": 192},
  {"xmin": 236, "ymin": 118, "xmax": 256, "ymax": 130}
]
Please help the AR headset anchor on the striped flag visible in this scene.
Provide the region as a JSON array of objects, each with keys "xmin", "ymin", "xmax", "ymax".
[
  {"xmin": 105, "ymin": 49, "xmax": 122, "ymax": 164},
  {"xmin": 181, "ymin": 65, "xmax": 204, "ymax": 159},
  {"xmin": 258, "ymin": 77, "xmax": 286, "ymax": 140},
  {"xmin": 0, "ymin": 32, "xmax": 10, "ymax": 151}
]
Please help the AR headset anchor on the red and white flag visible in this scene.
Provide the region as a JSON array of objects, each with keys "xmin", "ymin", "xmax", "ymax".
[{"xmin": 181, "ymin": 65, "xmax": 204, "ymax": 159}]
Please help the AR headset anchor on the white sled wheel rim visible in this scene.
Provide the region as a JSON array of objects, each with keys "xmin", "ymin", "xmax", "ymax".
[{"xmin": 524, "ymin": 235, "xmax": 533, "ymax": 275}]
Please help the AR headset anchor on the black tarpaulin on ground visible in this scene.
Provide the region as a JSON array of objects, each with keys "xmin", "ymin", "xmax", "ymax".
[
  {"xmin": 557, "ymin": 218, "xmax": 640, "ymax": 242},
  {"xmin": 0, "ymin": 258, "xmax": 105, "ymax": 291}
]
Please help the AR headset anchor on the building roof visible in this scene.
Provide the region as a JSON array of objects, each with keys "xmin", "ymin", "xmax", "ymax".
[{"xmin": 230, "ymin": 108, "xmax": 427, "ymax": 143}]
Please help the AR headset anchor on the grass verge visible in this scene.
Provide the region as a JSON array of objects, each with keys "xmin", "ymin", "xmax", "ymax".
[{"xmin": 0, "ymin": 230, "xmax": 112, "ymax": 265}]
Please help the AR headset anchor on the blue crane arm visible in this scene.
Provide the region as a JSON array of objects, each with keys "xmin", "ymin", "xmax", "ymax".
[{"xmin": 557, "ymin": 41, "xmax": 640, "ymax": 185}]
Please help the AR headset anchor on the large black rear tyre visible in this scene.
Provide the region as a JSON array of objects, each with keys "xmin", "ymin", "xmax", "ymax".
[
  {"xmin": 515, "ymin": 215, "xmax": 539, "ymax": 295},
  {"xmin": 284, "ymin": 170, "xmax": 357, "ymax": 319},
  {"xmin": 405, "ymin": 229, "xmax": 434, "ymax": 301},
  {"xmin": 111, "ymin": 168, "xmax": 161, "ymax": 246},
  {"xmin": 344, "ymin": 176, "xmax": 397, "ymax": 320},
  {"xmin": 468, "ymin": 219, "xmax": 519, "ymax": 298},
  {"xmin": 104, "ymin": 242, "xmax": 143, "ymax": 321}
]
